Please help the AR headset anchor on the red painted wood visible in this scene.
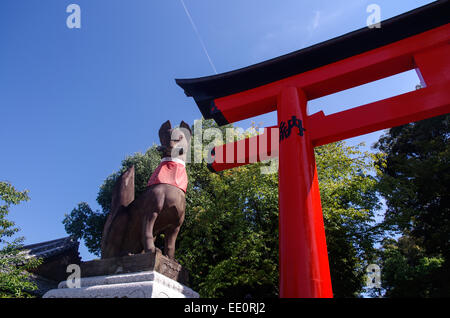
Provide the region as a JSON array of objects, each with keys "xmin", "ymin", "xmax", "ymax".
[
  {"xmin": 414, "ymin": 43, "xmax": 450, "ymax": 86},
  {"xmin": 213, "ymin": 24, "xmax": 449, "ymax": 124},
  {"xmin": 278, "ymin": 87, "xmax": 333, "ymax": 298},
  {"xmin": 309, "ymin": 80, "xmax": 450, "ymax": 147},
  {"xmin": 210, "ymin": 126, "xmax": 278, "ymax": 171},
  {"xmin": 203, "ymin": 24, "xmax": 450, "ymax": 299},
  {"xmin": 209, "ymin": 79, "xmax": 450, "ymax": 171}
]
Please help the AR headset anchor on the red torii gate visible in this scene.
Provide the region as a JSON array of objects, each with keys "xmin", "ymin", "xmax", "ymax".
[{"xmin": 176, "ymin": 1, "xmax": 450, "ymax": 298}]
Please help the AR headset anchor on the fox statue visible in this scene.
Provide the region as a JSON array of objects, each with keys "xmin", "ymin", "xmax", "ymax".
[{"xmin": 101, "ymin": 120, "xmax": 192, "ymax": 260}]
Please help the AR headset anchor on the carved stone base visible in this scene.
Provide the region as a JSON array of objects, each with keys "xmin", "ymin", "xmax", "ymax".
[
  {"xmin": 79, "ymin": 251, "xmax": 189, "ymax": 285},
  {"xmin": 42, "ymin": 271, "xmax": 199, "ymax": 298},
  {"xmin": 42, "ymin": 251, "xmax": 199, "ymax": 298}
]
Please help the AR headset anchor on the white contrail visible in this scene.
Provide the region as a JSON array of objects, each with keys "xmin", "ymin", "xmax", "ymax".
[{"xmin": 180, "ymin": 0, "xmax": 218, "ymax": 74}]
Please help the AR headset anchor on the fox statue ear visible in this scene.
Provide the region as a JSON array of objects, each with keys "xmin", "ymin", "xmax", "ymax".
[
  {"xmin": 179, "ymin": 121, "xmax": 192, "ymax": 140},
  {"xmin": 159, "ymin": 120, "xmax": 172, "ymax": 145}
]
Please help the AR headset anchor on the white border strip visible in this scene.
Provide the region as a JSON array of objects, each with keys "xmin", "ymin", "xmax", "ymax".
[{"xmin": 161, "ymin": 157, "xmax": 186, "ymax": 166}]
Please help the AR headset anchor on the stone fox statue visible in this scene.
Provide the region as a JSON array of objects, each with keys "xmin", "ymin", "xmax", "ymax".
[{"xmin": 101, "ymin": 120, "xmax": 191, "ymax": 260}]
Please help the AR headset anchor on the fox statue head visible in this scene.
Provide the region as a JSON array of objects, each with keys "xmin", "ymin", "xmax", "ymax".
[{"xmin": 157, "ymin": 120, "xmax": 192, "ymax": 163}]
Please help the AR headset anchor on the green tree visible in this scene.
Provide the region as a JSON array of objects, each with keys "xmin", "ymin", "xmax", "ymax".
[
  {"xmin": 62, "ymin": 147, "xmax": 162, "ymax": 256},
  {"xmin": 376, "ymin": 236, "xmax": 444, "ymax": 297},
  {"xmin": 63, "ymin": 119, "xmax": 382, "ymax": 297},
  {"xmin": 0, "ymin": 181, "xmax": 41, "ymax": 298},
  {"xmin": 316, "ymin": 142, "xmax": 383, "ymax": 297},
  {"xmin": 374, "ymin": 114, "xmax": 450, "ymax": 297}
]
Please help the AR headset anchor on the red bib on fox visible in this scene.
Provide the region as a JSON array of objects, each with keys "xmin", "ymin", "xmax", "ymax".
[{"xmin": 147, "ymin": 158, "xmax": 187, "ymax": 192}]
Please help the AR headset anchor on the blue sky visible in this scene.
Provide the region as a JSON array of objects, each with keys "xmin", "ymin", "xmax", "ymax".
[{"xmin": 0, "ymin": 0, "xmax": 433, "ymax": 261}]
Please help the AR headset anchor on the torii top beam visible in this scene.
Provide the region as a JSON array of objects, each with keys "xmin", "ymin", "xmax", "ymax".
[
  {"xmin": 176, "ymin": 1, "xmax": 449, "ymax": 126},
  {"xmin": 176, "ymin": 1, "xmax": 450, "ymax": 173}
]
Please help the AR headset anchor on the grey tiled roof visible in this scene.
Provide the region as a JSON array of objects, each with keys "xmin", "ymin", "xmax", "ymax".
[{"xmin": 22, "ymin": 236, "xmax": 79, "ymax": 260}]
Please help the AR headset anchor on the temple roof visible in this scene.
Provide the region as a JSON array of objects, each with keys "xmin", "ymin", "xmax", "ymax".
[
  {"xmin": 175, "ymin": 0, "xmax": 450, "ymax": 125},
  {"xmin": 22, "ymin": 236, "xmax": 79, "ymax": 260}
]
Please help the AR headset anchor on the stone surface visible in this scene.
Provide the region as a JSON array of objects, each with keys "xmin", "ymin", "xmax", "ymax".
[
  {"xmin": 80, "ymin": 251, "xmax": 189, "ymax": 285},
  {"xmin": 42, "ymin": 271, "xmax": 199, "ymax": 298}
]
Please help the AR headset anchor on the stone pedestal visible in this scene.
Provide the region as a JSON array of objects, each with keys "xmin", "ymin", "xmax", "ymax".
[
  {"xmin": 43, "ymin": 270, "xmax": 198, "ymax": 298},
  {"xmin": 42, "ymin": 251, "xmax": 199, "ymax": 298}
]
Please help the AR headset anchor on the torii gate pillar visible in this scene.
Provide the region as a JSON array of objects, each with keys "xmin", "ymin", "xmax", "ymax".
[{"xmin": 278, "ymin": 87, "xmax": 332, "ymax": 297}]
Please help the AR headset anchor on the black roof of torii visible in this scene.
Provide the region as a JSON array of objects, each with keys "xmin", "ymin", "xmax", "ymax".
[{"xmin": 175, "ymin": 0, "xmax": 450, "ymax": 125}]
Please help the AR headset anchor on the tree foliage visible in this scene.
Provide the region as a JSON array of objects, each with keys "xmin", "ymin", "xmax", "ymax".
[
  {"xmin": 0, "ymin": 181, "xmax": 41, "ymax": 298},
  {"xmin": 377, "ymin": 236, "xmax": 445, "ymax": 297},
  {"xmin": 63, "ymin": 119, "xmax": 382, "ymax": 297},
  {"xmin": 374, "ymin": 114, "xmax": 450, "ymax": 297},
  {"xmin": 316, "ymin": 142, "xmax": 383, "ymax": 297},
  {"xmin": 62, "ymin": 147, "xmax": 162, "ymax": 256}
]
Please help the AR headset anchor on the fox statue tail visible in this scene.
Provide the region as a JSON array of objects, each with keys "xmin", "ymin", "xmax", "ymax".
[{"xmin": 100, "ymin": 165, "xmax": 135, "ymax": 259}]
